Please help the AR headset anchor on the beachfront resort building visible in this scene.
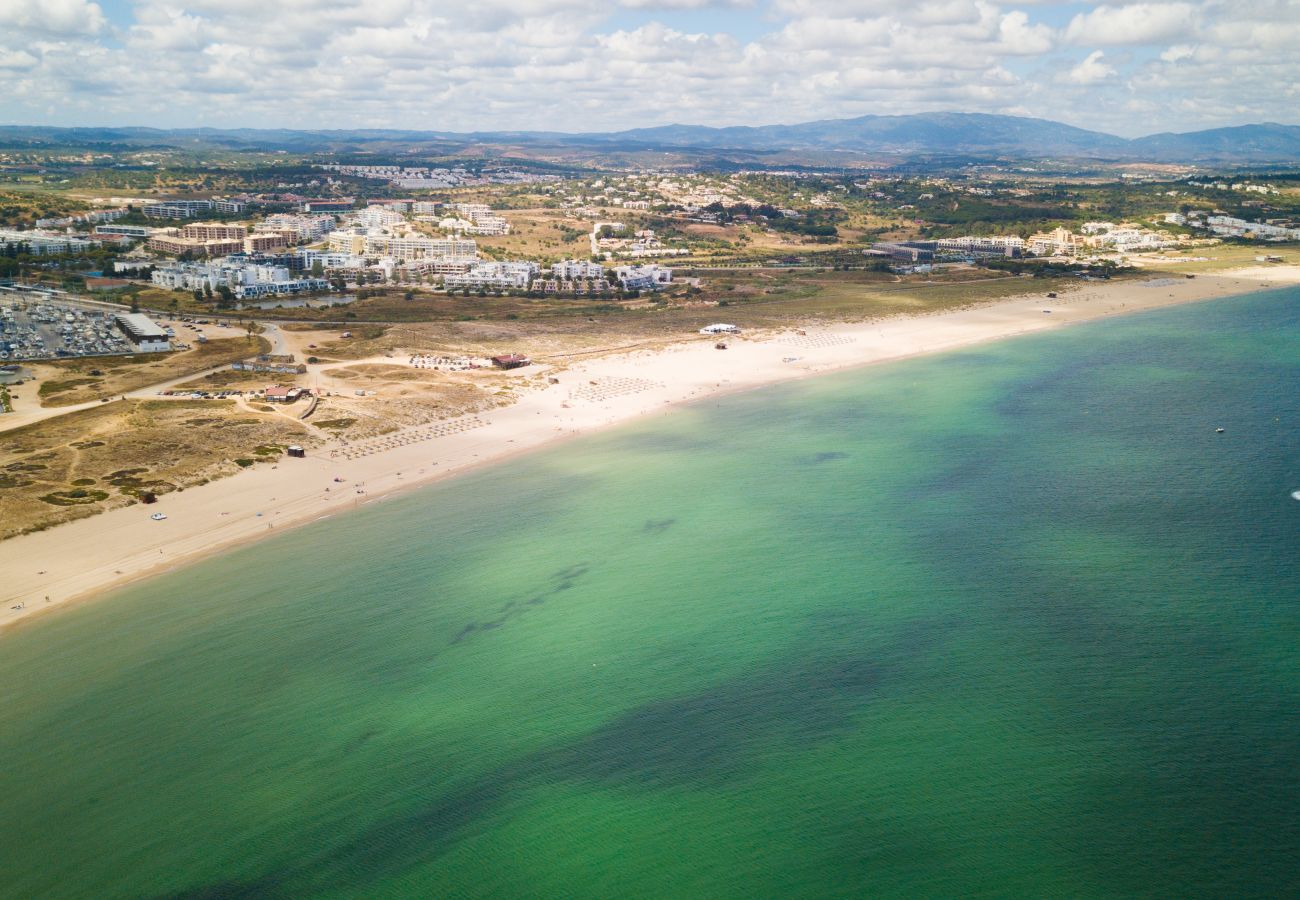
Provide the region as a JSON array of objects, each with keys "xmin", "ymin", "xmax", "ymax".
[{"xmin": 1027, "ymin": 227, "xmax": 1083, "ymax": 257}]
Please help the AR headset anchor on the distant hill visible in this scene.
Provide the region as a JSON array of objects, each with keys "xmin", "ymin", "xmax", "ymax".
[
  {"xmin": 1, "ymin": 114, "xmax": 1297, "ymax": 163},
  {"xmin": 593, "ymin": 113, "xmax": 1133, "ymax": 157},
  {"xmin": 588, "ymin": 114, "xmax": 1300, "ymax": 162}
]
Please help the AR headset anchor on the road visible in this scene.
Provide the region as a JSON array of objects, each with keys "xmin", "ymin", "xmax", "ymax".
[{"xmin": 0, "ymin": 321, "xmax": 285, "ymax": 434}]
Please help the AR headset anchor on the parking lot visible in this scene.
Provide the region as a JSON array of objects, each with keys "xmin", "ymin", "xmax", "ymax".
[{"xmin": 0, "ymin": 294, "xmax": 134, "ymax": 361}]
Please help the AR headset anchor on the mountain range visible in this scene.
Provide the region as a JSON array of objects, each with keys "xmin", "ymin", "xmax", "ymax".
[{"xmin": 1, "ymin": 113, "xmax": 1297, "ymax": 164}]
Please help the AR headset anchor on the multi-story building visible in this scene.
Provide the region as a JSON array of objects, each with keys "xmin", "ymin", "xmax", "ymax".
[
  {"xmin": 328, "ymin": 229, "xmax": 477, "ymax": 262},
  {"xmin": 95, "ymin": 224, "xmax": 151, "ymax": 238},
  {"xmin": 446, "ymin": 203, "xmax": 510, "ymax": 235},
  {"xmin": 257, "ymin": 214, "xmax": 335, "ymax": 243},
  {"xmin": 1205, "ymin": 215, "xmax": 1300, "ymax": 240},
  {"xmin": 182, "ymin": 223, "xmax": 249, "ymax": 241},
  {"xmin": 1026, "ymin": 227, "xmax": 1081, "ymax": 257},
  {"xmin": 352, "ymin": 206, "xmax": 406, "ymax": 228},
  {"xmin": 147, "ymin": 232, "xmax": 243, "ymax": 257},
  {"xmin": 301, "ymin": 199, "xmax": 355, "ymax": 213},
  {"xmin": 614, "ymin": 264, "xmax": 673, "ymax": 291},
  {"xmin": 444, "ymin": 261, "xmax": 538, "ymax": 290},
  {"xmin": 244, "ymin": 233, "xmax": 288, "ymax": 254},
  {"xmin": 142, "ymin": 200, "xmax": 215, "ymax": 219},
  {"xmin": 150, "ymin": 258, "xmax": 328, "ymax": 299},
  {"xmin": 552, "ymin": 259, "xmax": 604, "ymax": 279},
  {"xmin": 296, "ymin": 249, "xmax": 365, "ymax": 269},
  {"xmin": 0, "ymin": 229, "xmax": 101, "ymax": 255},
  {"xmin": 935, "ymin": 236, "xmax": 1024, "ymax": 257},
  {"xmin": 214, "ymin": 199, "xmax": 247, "ymax": 214}
]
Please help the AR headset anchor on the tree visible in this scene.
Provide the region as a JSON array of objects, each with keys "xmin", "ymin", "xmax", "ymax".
[
  {"xmin": 310, "ymin": 260, "xmax": 324, "ymax": 278},
  {"xmin": 193, "ymin": 289, "xmax": 203, "ymax": 304}
]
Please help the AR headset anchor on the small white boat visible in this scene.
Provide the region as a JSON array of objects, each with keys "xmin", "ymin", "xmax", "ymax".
[
  {"xmin": 150, "ymin": 512, "xmax": 167, "ymax": 521},
  {"xmin": 1291, "ymin": 490, "xmax": 1300, "ymax": 502}
]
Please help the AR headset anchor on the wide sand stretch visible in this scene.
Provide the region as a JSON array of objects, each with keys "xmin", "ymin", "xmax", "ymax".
[{"xmin": 2, "ymin": 268, "xmax": 1296, "ymax": 632}]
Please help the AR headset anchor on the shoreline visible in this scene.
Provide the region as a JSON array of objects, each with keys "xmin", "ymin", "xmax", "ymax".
[{"xmin": 3, "ymin": 267, "xmax": 1297, "ymax": 634}]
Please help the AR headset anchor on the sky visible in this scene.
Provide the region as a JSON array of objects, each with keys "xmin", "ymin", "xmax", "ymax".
[{"xmin": 0, "ymin": 0, "xmax": 1295, "ymax": 137}]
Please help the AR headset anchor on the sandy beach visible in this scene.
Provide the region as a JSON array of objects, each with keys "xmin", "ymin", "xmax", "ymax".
[{"xmin": 2, "ymin": 267, "xmax": 1296, "ymax": 632}]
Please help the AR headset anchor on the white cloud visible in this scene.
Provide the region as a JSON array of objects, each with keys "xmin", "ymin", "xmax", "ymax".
[
  {"xmin": 1062, "ymin": 50, "xmax": 1118, "ymax": 85},
  {"xmin": 0, "ymin": 49, "xmax": 40, "ymax": 70},
  {"xmin": 1065, "ymin": 3, "xmax": 1199, "ymax": 46},
  {"xmin": 0, "ymin": 0, "xmax": 106, "ymax": 35},
  {"xmin": 0, "ymin": 0, "xmax": 1293, "ymax": 137}
]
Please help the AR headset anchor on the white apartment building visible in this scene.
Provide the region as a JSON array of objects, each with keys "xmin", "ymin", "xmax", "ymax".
[
  {"xmin": 1206, "ymin": 216, "xmax": 1300, "ymax": 240},
  {"xmin": 327, "ymin": 229, "xmax": 478, "ymax": 262},
  {"xmin": 935, "ymin": 236, "xmax": 1024, "ymax": 256},
  {"xmin": 352, "ymin": 206, "xmax": 407, "ymax": 228},
  {"xmin": 296, "ymin": 249, "xmax": 366, "ymax": 270},
  {"xmin": 552, "ymin": 259, "xmax": 604, "ymax": 279},
  {"xmin": 614, "ymin": 264, "xmax": 673, "ymax": 291},
  {"xmin": 256, "ymin": 214, "xmax": 335, "ymax": 243},
  {"xmin": 447, "ymin": 203, "xmax": 510, "ymax": 235},
  {"xmin": 1091, "ymin": 228, "xmax": 1171, "ymax": 252},
  {"xmin": 151, "ymin": 259, "xmax": 328, "ymax": 299},
  {"xmin": 0, "ymin": 229, "xmax": 102, "ymax": 255},
  {"xmin": 142, "ymin": 200, "xmax": 215, "ymax": 219},
  {"xmin": 444, "ymin": 261, "xmax": 538, "ymax": 290},
  {"xmin": 95, "ymin": 224, "xmax": 151, "ymax": 238}
]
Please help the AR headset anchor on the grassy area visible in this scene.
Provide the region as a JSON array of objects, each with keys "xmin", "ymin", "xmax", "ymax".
[
  {"xmin": 0, "ymin": 398, "xmax": 319, "ymax": 540},
  {"xmin": 0, "ymin": 387, "xmax": 11, "ymax": 414},
  {"xmin": 1140, "ymin": 242, "xmax": 1298, "ymax": 273},
  {"xmin": 246, "ymin": 267, "xmax": 1048, "ymax": 329},
  {"xmin": 255, "ymin": 269, "xmax": 1084, "ymax": 373},
  {"xmin": 35, "ymin": 336, "xmax": 271, "ymax": 406}
]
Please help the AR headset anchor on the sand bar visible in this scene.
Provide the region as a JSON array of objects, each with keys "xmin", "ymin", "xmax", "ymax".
[{"xmin": 2, "ymin": 268, "xmax": 1296, "ymax": 633}]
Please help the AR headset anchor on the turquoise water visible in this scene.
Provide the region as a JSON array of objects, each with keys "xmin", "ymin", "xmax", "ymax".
[{"xmin": 1, "ymin": 290, "xmax": 1297, "ymax": 898}]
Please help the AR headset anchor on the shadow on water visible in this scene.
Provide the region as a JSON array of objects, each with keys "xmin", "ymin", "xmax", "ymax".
[
  {"xmin": 175, "ymin": 626, "xmax": 934, "ymax": 895},
  {"xmin": 450, "ymin": 563, "xmax": 591, "ymax": 646}
]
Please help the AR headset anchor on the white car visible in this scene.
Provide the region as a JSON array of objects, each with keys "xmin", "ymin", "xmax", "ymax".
[{"xmin": 150, "ymin": 512, "xmax": 167, "ymax": 521}]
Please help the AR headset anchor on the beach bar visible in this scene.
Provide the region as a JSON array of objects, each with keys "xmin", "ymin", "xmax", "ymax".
[{"xmin": 491, "ymin": 354, "xmax": 530, "ymax": 370}]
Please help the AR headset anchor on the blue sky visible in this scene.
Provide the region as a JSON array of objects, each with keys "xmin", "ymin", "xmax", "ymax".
[{"xmin": 0, "ymin": 1, "xmax": 1293, "ymax": 136}]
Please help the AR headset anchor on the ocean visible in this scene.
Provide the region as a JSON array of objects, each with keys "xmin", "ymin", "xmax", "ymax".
[{"xmin": 1, "ymin": 289, "xmax": 1296, "ymax": 898}]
